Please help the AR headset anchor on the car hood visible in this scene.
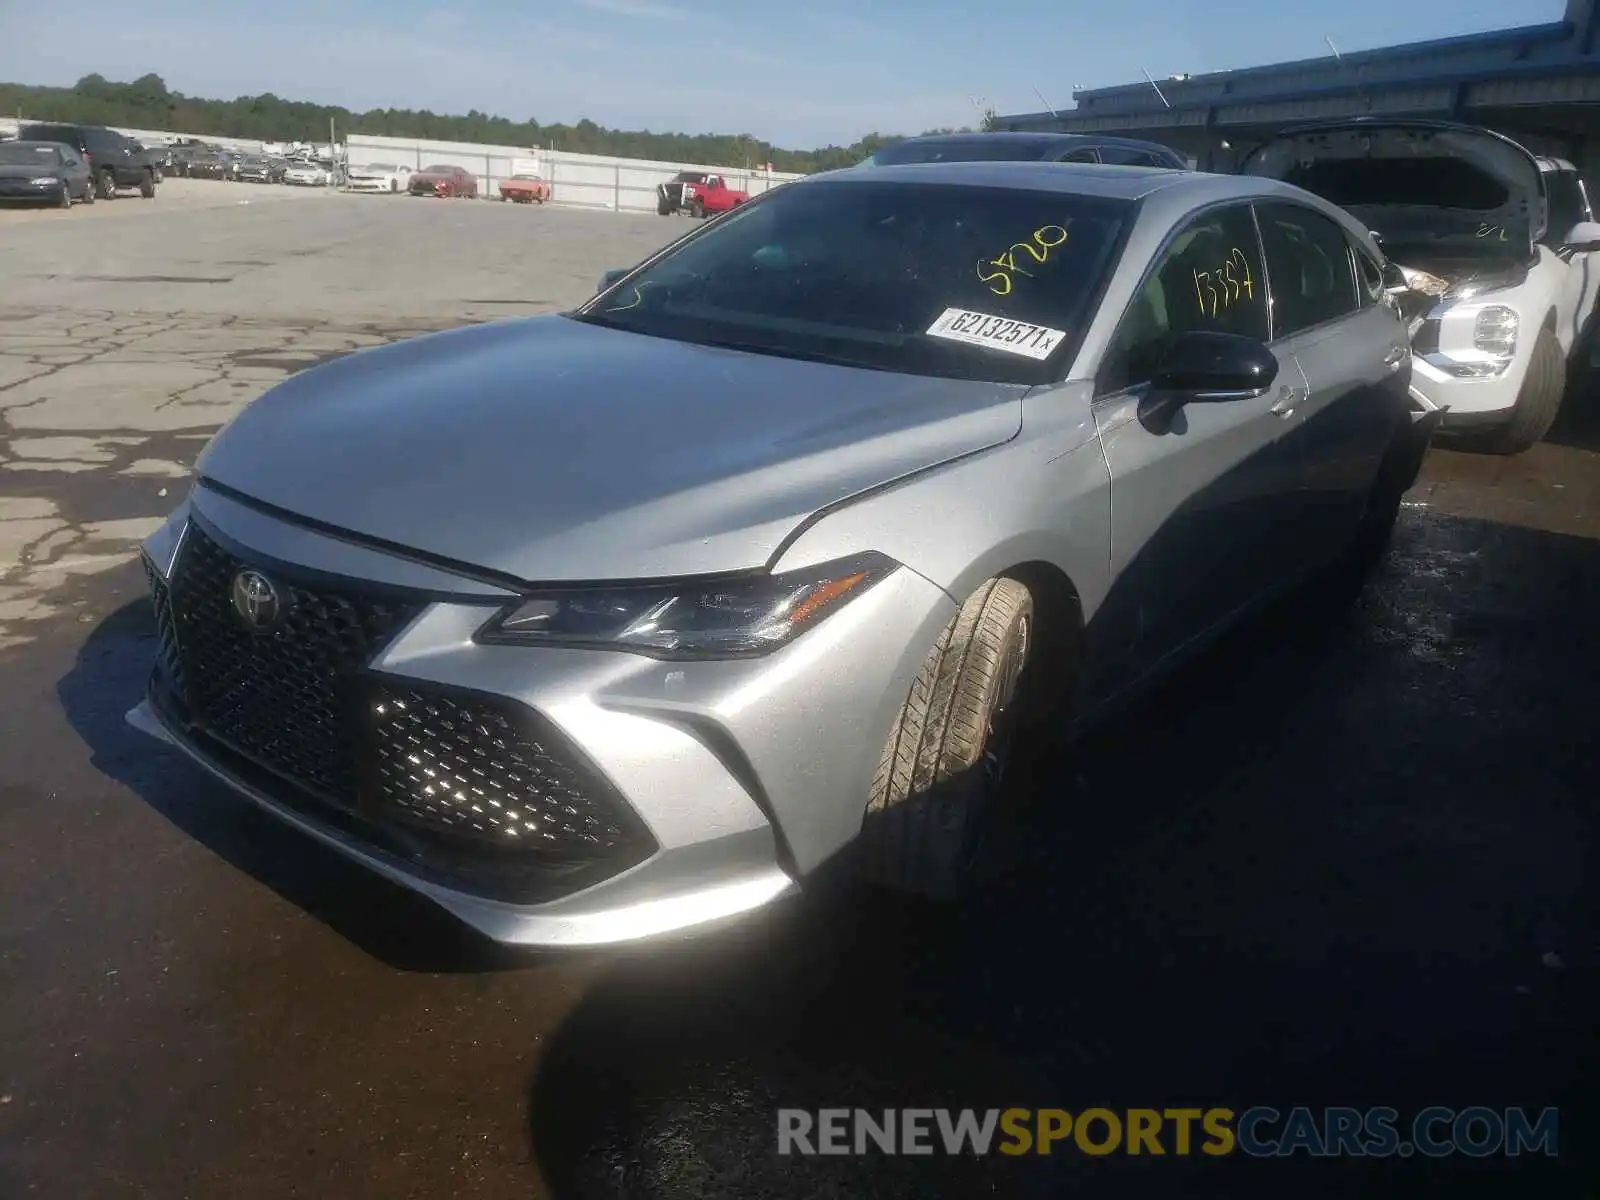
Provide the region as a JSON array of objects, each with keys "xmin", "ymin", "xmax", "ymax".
[
  {"xmin": 197, "ymin": 315, "xmax": 1024, "ymax": 583},
  {"xmin": 1241, "ymin": 119, "xmax": 1546, "ymax": 251}
]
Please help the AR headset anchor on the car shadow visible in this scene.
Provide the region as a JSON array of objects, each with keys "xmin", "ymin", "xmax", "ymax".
[
  {"xmin": 1544, "ymin": 364, "xmax": 1600, "ymax": 453},
  {"xmin": 55, "ymin": 593, "xmax": 525, "ymax": 974},
  {"xmin": 523, "ymin": 510, "xmax": 1600, "ymax": 1199}
]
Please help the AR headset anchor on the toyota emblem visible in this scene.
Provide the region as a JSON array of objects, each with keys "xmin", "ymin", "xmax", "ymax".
[{"xmin": 231, "ymin": 569, "xmax": 280, "ymax": 630}]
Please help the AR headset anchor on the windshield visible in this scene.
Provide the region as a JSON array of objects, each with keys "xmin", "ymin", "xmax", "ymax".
[
  {"xmin": 865, "ymin": 139, "xmax": 1055, "ymax": 167},
  {"xmin": 577, "ymin": 179, "xmax": 1132, "ymax": 385},
  {"xmin": 365, "ymin": 163, "xmax": 397, "ymax": 171},
  {"xmin": 0, "ymin": 144, "xmax": 62, "ymax": 166}
]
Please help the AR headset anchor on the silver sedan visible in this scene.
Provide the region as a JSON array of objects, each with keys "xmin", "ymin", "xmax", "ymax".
[{"xmin": 130, "ymin": 161, "xmax": 1436, "ymax": 947}]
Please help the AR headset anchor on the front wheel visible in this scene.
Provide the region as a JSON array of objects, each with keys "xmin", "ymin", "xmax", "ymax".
[
  {"xmin": 1478, "ymin": 328, "xmax": 1565, "ymax": 455},
  {"xmin": 139, "ymin": 170, "xmax": 156, "ymax": 198},
  {"xmin": 688, "ymin": 199, "xmax": 705, "ymax": 219},
  {"xmin": 97, "ymin": 169, "xmax": 117, "ymax": 200},
  {"xmin": 58, "ymin": 185, "xmax": 72, "ymax": 209},
  {"xmin": 858, "ymin": 577, "xmax": 1035, "ymax": 899}
]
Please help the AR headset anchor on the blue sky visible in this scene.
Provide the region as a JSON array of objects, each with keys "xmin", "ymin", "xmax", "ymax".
[{"xmin": 0, "ymin": 0, "xmax": 1567, "ymax": 147}]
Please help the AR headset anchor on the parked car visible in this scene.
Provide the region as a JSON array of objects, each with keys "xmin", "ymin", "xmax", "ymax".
[
  {"xmin": 1241, "ymin": 118, "xmax": 1600, "ymax": 453},
  {"xmin": 234, "ymin": 154, "xmax": 283, "ymax": 184},
  {"xmin": 498, "ymin": 173, "xmax": 551, "ymax": 204},
  {"xmin": 346, "ymin": 162, "xmax": 411, "ymax": 193},
  {"xmin": 15, "ymin": 122, "xmax": 156, "ymax": 199},
  {"xmin": 655, "ymin": 170, "xmax": 748, "ymax": 217},
  {"xmin": 409, "ymin": 163, "xmax": 478, "ymax": 197},
  {"xmin": 130, "ymin": 162, "xmax": 1436, "ymax": 947},
  {"xmin": 0, "ymin": 140, "xmax": 94, "ymax": 207},
  {"xmin": 859, "ymin": 131, "xmax": 1192, "ymax": 171},
  {"xmin": 129, "ymin": 140, "xmax": 164, "ymax": 183},
  {"xmin": 282, "ymin": 160, "xmax": 331, "ymax": 187}
]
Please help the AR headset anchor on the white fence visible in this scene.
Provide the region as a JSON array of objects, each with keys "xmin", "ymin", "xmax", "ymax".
[{"xmin": 344, "ymin": 133, "xmax": 805, "ymax": 212}]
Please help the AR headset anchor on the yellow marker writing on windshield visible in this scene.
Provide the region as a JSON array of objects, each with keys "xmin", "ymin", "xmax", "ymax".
[{"xmin": 977, "ymin": 224, "xmax": 1070, "ymax": 295}]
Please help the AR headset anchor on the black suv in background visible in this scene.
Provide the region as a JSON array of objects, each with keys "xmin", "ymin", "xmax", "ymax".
[{"xmin": 15, "ymin": 123, "xmax": 157, "ymax": 200}]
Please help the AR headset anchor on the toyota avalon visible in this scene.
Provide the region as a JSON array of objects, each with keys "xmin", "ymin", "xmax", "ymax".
[{"xmin": 131, "ymin": 162, "xmax": 1436, "ymax": 947}]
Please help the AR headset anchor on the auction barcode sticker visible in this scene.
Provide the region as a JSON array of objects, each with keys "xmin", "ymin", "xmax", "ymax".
[{"xmin": 925, "ymin": 308, "xmax": 1067, "ymax": 360}]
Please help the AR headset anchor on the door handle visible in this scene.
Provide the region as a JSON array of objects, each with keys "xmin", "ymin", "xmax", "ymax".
[
  {"xmin": 1384, "ymin": 345, "xmax": 1409, "ymax": 369},
  {"xmin": 1269, "ymin": 384, "xmax": 1304, "ymax": 418}
]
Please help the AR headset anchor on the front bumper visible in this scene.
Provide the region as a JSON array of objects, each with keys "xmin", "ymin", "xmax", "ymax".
[
  {"xmin": 345, "ymin": 179, "xmax": 392, "ymax": 191},
  {"xmin": 127, "ymin": 485, "xmax": 953, "ymax": 946}
]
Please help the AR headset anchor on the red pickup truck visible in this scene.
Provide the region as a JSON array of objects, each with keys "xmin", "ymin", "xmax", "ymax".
[{"xmin": 656, "ymin": 171, "xmax": 749, "ymax": 218}]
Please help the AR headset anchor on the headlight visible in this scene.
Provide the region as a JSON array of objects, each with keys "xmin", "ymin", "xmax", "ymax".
[
  {"xmin": 475, "ymin": 552, "xmax": 898, "ymax": 658},
  {"xmin": 1473, "ymin": 305, "xmax": 1518, "ymax": 357},
  {"xmin": 29, "ymin": 176, "xmax": 58, "ymax": 186}
]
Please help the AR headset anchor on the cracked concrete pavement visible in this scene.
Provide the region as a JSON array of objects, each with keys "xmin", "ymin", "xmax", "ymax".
[{"xmin": 0, "ymin": 185, "xmax": 687, "ymax": 650}]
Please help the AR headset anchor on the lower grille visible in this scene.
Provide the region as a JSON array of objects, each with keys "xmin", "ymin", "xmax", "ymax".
[
  {"xmin": 146, "ymin": 517, "xmax": 656, "ymax": 894},
  {"xmin": 365, "ymin": 684, "xmax": 635, "ymax": 856}
]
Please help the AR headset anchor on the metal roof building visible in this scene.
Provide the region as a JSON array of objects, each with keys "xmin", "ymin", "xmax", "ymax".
[{"xmin": 995, "ymin": 0, "xmax": 1600, "ymax": 173}]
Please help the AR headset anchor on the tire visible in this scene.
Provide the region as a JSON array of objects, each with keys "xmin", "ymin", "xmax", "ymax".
[
  {"xmin": 58, "ymin": 185, "xmax": 72, "ymax": 209},
  {"xmin": 139, "ymin": 170, "xmax": 155, "ymax": 199},
  {"xmin": 858, "ymin": 577, "xmax": 1035, "ymax": 899},
  {"xmin": 390, "ymin": 180, "xmax": 397, "ymax": 194},
  {"xmin": 688, "ymin": 199, "xmax": 705, "ymax": 219},
  {"xmin": 1479, "ymin": 327, "xmax": 1565, "ymax": 455},
  {"xmin": 80, "ymin": 181, "xmax": 94, "ymax": 205},
  {"xmin": 97, "ymin": 169, "xmax": 117, "ymax": 200}
]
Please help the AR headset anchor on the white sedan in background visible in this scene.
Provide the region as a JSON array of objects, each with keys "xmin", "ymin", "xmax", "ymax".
[
  {"xmin": 346, "ymin": 162, "xmax": 412, "ymax": 193},
  {"xmin": 282, "ymin": 161, "xmax": 331, "ymax": 187}
]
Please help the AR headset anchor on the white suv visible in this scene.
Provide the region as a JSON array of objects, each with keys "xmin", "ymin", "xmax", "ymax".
[{"xmin": 1244, "ymin": 119, "xmax": 1600, "ymax": 453}]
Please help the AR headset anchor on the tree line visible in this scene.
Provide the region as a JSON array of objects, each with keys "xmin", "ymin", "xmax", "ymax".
[{"xmin": 0, "ymin": 74, "xmax": 986, "ymax": 174}]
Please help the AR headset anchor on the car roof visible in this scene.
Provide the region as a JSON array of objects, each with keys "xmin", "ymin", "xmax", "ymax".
[{"xmin": 812, "ymin": 159, "xmax": 1198, "ymax": 200}]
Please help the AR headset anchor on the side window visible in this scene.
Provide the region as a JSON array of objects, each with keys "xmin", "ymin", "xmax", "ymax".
[
  {"xmin": 1098, "ymin": 204, "xmax": 1269, "ymax": 394},
  {"xmin": 1353, "ymin": 246, "xmax": 1386, "ymax": 308},
  {"xmin": 1099, "ymin": 147, "xmax": 1159, "ymax": 167},
  {"xmin": 1057, "ymin": 149, "xmax": 1099, "ymax": 164},
  {"xmin": 1256, "ymin": 203, "xmax": 1359, "ymax": 336},
  {"xmin": 1545, "ymin": 171, "xmax": 1590, "ymax": 238}
]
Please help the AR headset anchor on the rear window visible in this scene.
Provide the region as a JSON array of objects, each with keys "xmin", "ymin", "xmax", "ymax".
[
  {"xmin": 1280, "ymin": 159, "xmax": 1508, "ymax": 211},
  {"xmin": 0, "ymin": 143, "xmax": 63, "ymax": 166},
  {"xmin": 579, "ymin": 179, "xmax": 1133, "ymax": 386}
]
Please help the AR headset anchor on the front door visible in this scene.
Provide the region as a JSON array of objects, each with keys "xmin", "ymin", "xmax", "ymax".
[{"xmin": 1090, "ymin": 202, "xmax": 1305, "ymax": 693}]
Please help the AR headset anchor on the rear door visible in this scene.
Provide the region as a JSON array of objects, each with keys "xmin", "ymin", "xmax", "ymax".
[
  {"xmin": 1254, "ymin": 201, "xmax": 1409, "ymax": 551},
  {"xmin": 1091, "ymin": 201, "xmax": 1304, "ymax": 688}
]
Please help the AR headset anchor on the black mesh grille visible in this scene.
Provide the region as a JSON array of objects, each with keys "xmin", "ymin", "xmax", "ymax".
[
  {"xmin": 364, "ymin": 684, "xmax": 635, "ymax": 856},
  {"xmin": 166, "ymin": 524, "xmax": 422, "ymax": 806},
  {"xmin": 145, "ymin": 519, "xmax": 654, "ymax": 886}
]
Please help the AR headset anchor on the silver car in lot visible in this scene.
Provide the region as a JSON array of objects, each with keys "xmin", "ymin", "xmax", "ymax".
[{"xmin": 130, "ymin": 162, "xmax": 1434, "ymax": 947}]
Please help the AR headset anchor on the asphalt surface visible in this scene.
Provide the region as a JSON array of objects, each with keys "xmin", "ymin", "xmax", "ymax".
[{"xmin": 1, "ymin": 181, "xmax": 1597, "ymax": 1199}]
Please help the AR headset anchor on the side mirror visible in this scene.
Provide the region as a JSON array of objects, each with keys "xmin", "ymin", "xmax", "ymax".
[
  {"xmin": 1151, "ymin": 330, "xmax": 1278, "ymax": 399},
  {"xmin": 598, "ymin": 267, "xmax": 629, "ymax": 291},
  {"xmin": 1561, "ymin": 221, "xmax": 1600, "ymax": 254},
  {"xmin": 1381, "ymin": 261, "xmax": 1408, "ymax": 291}
]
